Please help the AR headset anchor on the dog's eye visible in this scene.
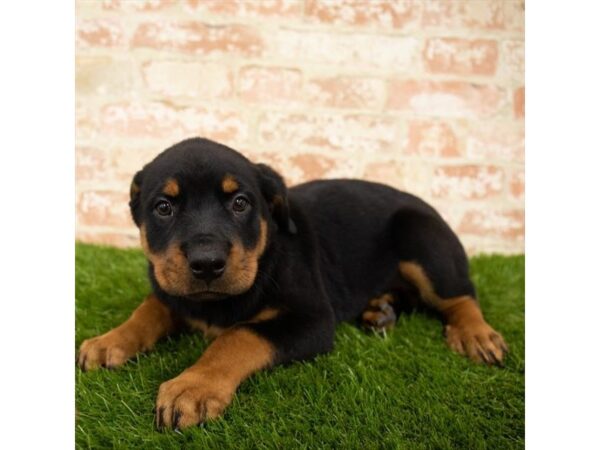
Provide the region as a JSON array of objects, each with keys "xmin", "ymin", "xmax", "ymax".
[
  {"xmin": 155, "ymin": 200, "xmax": 173, "ymax": 216},
  {"xmin": 232, "ymin": 196, "xmax": 249, "ymax": 213}
]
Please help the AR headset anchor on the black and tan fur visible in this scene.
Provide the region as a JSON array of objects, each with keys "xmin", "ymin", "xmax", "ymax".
[{"xmin": 78, "ymin": 138, "xmax": 507, "ymax": 429}]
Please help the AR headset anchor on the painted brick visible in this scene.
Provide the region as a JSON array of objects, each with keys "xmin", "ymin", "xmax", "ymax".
[
  {"xmin": 77, "ymin": 190, "xmax": 133, "ymax": 228},
  {"xmin": 252, "ymin": 151, "xmax": 360, "ymax": 186},
  {"xmin": 459, "ymin": 209, "xmax": 524, "ymax": 239},
  {"xmin": 269, "ymin": 29, "xmax": 419, "ymax": 70},
  {"xmin": 99, "ymin": 101, "xmax": 248, "ymax": 143},
  {"xmin": 76, "ymin": 57, "xmax": 134, "ymax": 96},
  {"xmin": 362, "ymin": 160, "xmax": 432, "ymax": 197},
  {"xmin": 102, "ymin": 0, "xmax": 177, "ymax": 11},
  {"xmin": 76, "ymin": 147, "xmax": 113, "ymax": 183},
  {"xmin": 423, "ymin": 38, "xmax": 498, "ymax": 76},
  {"xmin": 423, "ymin": 1, "xmax": 524, "ymax": 33},
  {"xmin": 258, "ymin": 112, "xmax": 398, "ymax": 154},
  {"xmin": 76, "ymin": 19, "xmax": 124, "ymax": 48},
  {"xmin": 186, "ymin": 0, "xmax": 301, "ymax": 18},
  {"xmin": 142, "ymin": 61, "xmax": 233, "ymax": 99},
  {"xmin": 465, "ymin": 121, "xmax": 524, "ymax": 162},
  {"xmin": 405, "ymin": 120, "xmax": 460, "ymax": 157},
  {"xmin": 305, "ymin": 0, "xmax": 420, "ymax": 29},
  {"xmin": 131, "ymin": 22, "xmax": 264, "ymax": 57},
  {"xmin": 514, "ymin": 86, "xmax": 524, "ymax": 119},
  {"xmin": 75, "ymin": 0, "xmax": 525, "ymax": 254},
  {"xmin": 387, "ymin": 80, "xmax": 506, "ymax": 118},
  {"xmin": 500, "ymin": 40, "xmax": 525, "ymax": 82},
  {"xmin": 237, "ymin": 66, "xmax": 302, "ymax": 104},
  {"xmin": 504, "ymin": 0, "xmax": 525, "ymax": 32},
  {"xmin": 432, "ymin": 165, "xmax": 504, "ymax": 200},
  {"xmin": 76, "ymin": 101, "xmax": 98, "ymax": 142},
  {"xmin": 306, "ymin": 76, "xmax": 385, "ymax": 109}
]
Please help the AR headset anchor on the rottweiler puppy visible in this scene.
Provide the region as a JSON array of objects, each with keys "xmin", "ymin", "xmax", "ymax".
[{"xmin": 78, "ymin": 138, "xmax": 507, "ymax": 430}]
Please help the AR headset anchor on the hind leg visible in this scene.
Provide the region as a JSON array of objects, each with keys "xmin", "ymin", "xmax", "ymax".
[
  {"xmin": 361, "ymin": 293, "xmax": 397, "ymax": 332},
  {"xmin": 393, "ymin": 208, "xmax": 508, "ymax": 365}
]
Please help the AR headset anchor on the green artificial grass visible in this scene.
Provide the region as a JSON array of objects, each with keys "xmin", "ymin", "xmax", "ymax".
[{"xmin": 76, "ymin": 243, "xmax": 524, "ymax": 449}]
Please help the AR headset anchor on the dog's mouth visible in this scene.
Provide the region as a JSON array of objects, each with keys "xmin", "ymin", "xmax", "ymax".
[{"xmin": 186, "ymin": 290, "xmax": 230, "ymax": 301}]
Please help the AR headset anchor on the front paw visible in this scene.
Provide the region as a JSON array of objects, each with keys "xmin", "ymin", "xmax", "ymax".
[
  {"xmin": 156, "ymin": 373, "xmax": 231, "ymax": 430},
  {"xmin": 445, "ymin": 321, "xmax": 508, "ymax": 366},
  {"xmin": 78, "ymin": 329, "xmax": 140, "ymax": 371}
]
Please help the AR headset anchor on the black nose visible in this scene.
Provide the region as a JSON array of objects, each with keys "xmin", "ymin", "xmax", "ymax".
[{"xmin": 187, "ymin": 249, "xmax": 227, "ymax": 282}]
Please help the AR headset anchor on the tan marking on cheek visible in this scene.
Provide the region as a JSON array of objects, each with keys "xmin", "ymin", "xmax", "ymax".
[
  {"xmin": 213, "ymin": 218, "xmax": 268, "ymax": 296},
  {"xmin": 185, "ymin": 318, "xmax": 226, "ymax": 340},
  {"xmin": 163, "ymin": 178, "xmax": 179, "ymax": 197},
  {"xmin": 140, "ymin": 225, "xmax": 151, "ymax": 257},
  {"xmin": 222, "ymin": 174, "xmax": 239, "ymax": 193},
  {"xmin": 140, "ymin": 225, "xmax": 191, "ymax": 296}
]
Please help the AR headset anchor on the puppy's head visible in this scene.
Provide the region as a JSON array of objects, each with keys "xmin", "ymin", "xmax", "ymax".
[{"xmin": 129, "ymin": 138, "xmax": 293, "ymax": 300}]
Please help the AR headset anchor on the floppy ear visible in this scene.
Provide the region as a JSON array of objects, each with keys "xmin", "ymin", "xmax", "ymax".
[
  {"xmin": 255, "ymin": 163, "xmax": 297, "ymax": 234},
  {"xmin": 129, "ymin": 170, "xmax": 144, "ymax": 227}
]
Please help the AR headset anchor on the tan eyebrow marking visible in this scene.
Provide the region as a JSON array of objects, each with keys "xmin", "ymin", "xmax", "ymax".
[
  {"xmin": 162, "ymin": 178, "xmax": 179, "ymax": 197},
  {"xmin": 222, "ymin": 174, "xmax": 239, "ymax": 193}
]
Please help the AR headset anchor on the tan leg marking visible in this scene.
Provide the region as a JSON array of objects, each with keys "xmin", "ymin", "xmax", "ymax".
[
  {"xmin": 398, "ymin": 262, "xmax": 508, "ymax": 365},
  {"xmin": 78, "ymin": 295, "xmax": 178, "ymax": 371},
  {"xmin": 156, "ymin": 327, "xmax": 274, "ymax": 429}
]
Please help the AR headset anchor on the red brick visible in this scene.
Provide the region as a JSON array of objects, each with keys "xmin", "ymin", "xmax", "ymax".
[
  {"xmin": 387, "ymin": 80, "xmax": 505, "ymax": 118},
  {"xmin": 305, "ymin": 0, "xmax": 420, "ymax": 29},
  {"xmin": 76, "ymin": 230, "xmax": 140, "ymax": 248},
  {"xmin": 406, "ymin": 120, "xmax": 459, "ymax": 157},
  {"xmin": 423, "ymin": 38, "xmax": 498, "ymax": 76},
  {"xmin": 142, "ymin": 61, "xmax": 233, "ymax": 99},
  {"xmin": 432, "ymin": 165, "xmax": 504, "ymax": 199},
  {"xmin": 77, "ymin": 190, "xmax": 133, "ymax": 228},
  {"xmin": 290, "ymin": 153, "xmax": 336, "ymax": 181},
  {"xmin": 76, "ymin": 19, "xmax": 124, "ymax": 48},
  {"xmin": 465, "ymin": 121, "xmax": 524, "ymax": 162},
  {"xmin": 514, "ymin": 86, "xmax": 524, "ymax": 119},
  {"xmin": 186, "ymin": 0, "xmax": 301, "ymax": 18},
  {"xmin": 237, "ymin": 66, "xmax": 302, "ymax": 104},
  {"xmin": 99, "ymin": 102, "xmax": 248, "ymax": 143},
  {"xmin": 422, "ymin": 0, "xmax": 505, "ymax": 30},
  {"xmin": 269, "ymin": 29, "xmax": 418, "ymax": 70},
  {"xmin": 509, "ymin": 168, "xmax": 525, "ymax": 201},
  {"xmin": 459, "ymin": 209, "xmax": 524, "ymax": 239},
  {"xmin": 131, "ymin": 22, "xmax": 264, "ymax": 57},
  {"xmin": 306, "ymin": 76, "xmax": 385, "ymax": 109},
  {"xmin": 102, "ymin": 0, "xmax": 177, "ymax": 11},
  {"xmin": 258, "ymin": 112, "xmax": 398, "ymax": 154}
]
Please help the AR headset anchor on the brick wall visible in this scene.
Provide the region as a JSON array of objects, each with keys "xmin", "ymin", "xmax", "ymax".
[{"xmin": 75, "ymin": 0, "xmax": 525, "ymax": 254}]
